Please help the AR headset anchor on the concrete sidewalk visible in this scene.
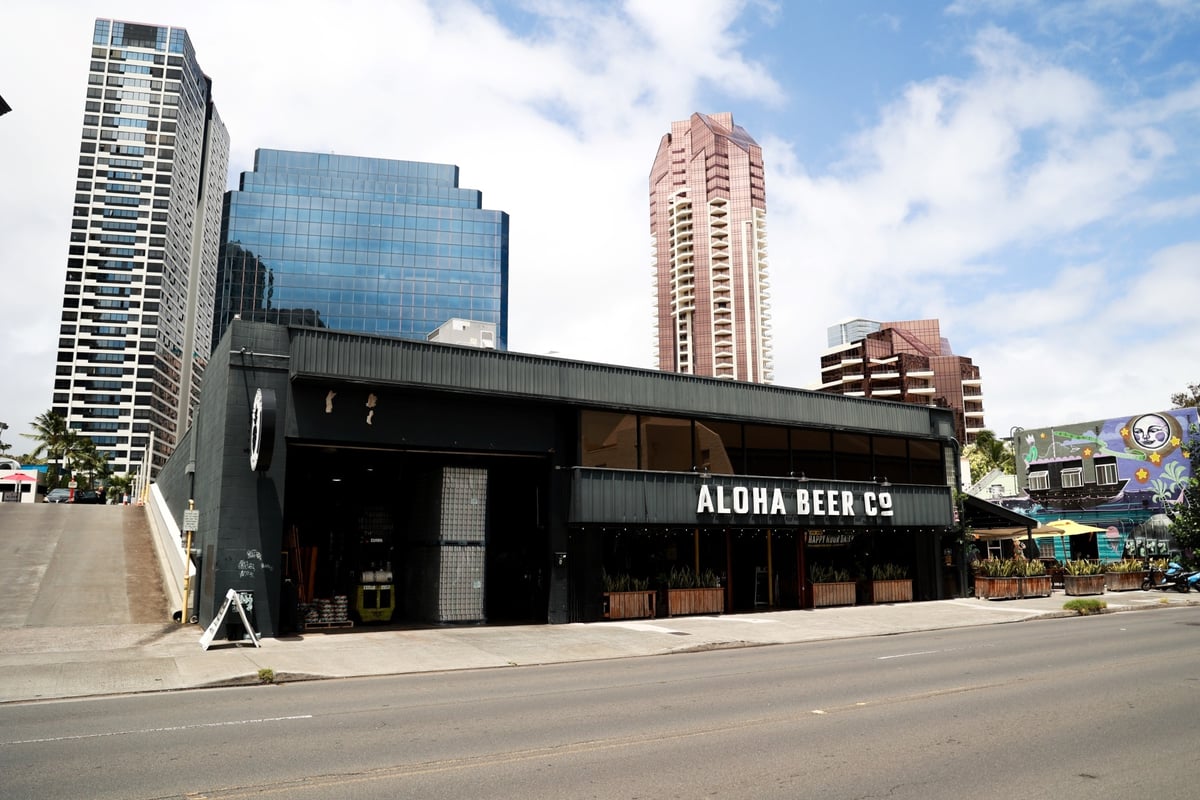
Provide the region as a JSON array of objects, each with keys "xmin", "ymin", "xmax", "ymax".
[{"xmin": 1, "ymin": 590, "xmax": 1196, "ymax": 704}]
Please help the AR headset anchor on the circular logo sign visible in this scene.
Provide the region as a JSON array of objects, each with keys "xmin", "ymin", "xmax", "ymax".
[{"xmin": 249, "ymin": 387, "xmax": 277, "ymax": 472}]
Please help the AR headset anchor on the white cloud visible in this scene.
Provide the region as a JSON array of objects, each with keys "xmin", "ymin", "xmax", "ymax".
[{"xmin": 761, "ymin": 22, "xmax": 1197, "ymax": 436}]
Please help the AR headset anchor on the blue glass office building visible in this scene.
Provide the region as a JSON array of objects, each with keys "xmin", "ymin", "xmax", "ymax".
[{"xmin": 213, "ymin": 150, "xmax": 508, "ymax": 347}]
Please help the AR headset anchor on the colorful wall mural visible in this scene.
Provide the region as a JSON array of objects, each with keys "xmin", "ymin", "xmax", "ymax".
[{"xmin": 1009, "ymin": 408, "xmax": 1198, "ymax": 561}]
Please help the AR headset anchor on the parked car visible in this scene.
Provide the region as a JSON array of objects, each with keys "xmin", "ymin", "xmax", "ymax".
[
  {"xmin": 45, "ymin": 488, "xmax": 71, "ymax": 504},
  {"xmin": 70, "ymin": 489, "xmax": 105, "ymax": 504}
]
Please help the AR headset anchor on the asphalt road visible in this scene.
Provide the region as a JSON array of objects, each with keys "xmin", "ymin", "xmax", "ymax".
[{"xmin": 2, "ymin": 607, "xmax": 1196, "ymax": 799}]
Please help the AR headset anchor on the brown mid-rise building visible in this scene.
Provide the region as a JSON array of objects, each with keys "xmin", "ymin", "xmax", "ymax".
[
  {"xmin": 818, "ymin": 318, "xmax": 985, "ymax": 444},
  {"xmin": 650, "ymin": 112, "xmax": 772, "ymax": 383}
]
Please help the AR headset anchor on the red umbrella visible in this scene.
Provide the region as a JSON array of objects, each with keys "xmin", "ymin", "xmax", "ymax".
[{"xmin": 3, "ymin": 471, "xmax": 37, "ymax": 502}]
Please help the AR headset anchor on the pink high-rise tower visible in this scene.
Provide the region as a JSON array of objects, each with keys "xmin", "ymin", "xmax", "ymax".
[{"xmin": 650, "ymin": 112, "xmax": 772, "ymax": 383}]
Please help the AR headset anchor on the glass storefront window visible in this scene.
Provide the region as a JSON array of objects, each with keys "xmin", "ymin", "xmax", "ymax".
[
  {"xmin": 696, "ymin": 420, "xmax": 741, "ymax": 474},
  {"xmin": 580, "ymin": 411, "xmax": 637, "ymax": 470},
  {"xmin": 908, "ymin": 438, "xmax": 944, "ymax": 484},
  {"xmin": 639, "ymin": 416, "xmax": 693, "ymax": 472},
  {"xmin": 791, "ymin": 428, "xmax": 833, "ymax": 479},
  {"xmin": 577, "ymin": 410, "xmax": 947, "ymax": 486},
  {"xmin": 832, "ymin": 432, "xmax": 872, "ymax": 482},
  {"xmin": 744, "ymin": 424, "xmax": 789, "ymax": 477},
  {"xmin": 872, "ymin": 435, "xmax": 909, "ymax": 484}
]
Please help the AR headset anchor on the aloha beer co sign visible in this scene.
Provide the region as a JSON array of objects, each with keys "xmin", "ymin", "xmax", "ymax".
[{"xmin": 696, "ymin": 483, "xmax": 895, "ymax": 519}]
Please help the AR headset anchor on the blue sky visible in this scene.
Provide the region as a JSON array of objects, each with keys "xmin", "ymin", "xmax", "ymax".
[{"xmin": 2, "ymin": 0, "xmax": 1198, "ymax": 454}]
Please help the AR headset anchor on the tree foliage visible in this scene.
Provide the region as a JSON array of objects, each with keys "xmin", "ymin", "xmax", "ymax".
[
  {"xmin": 1171, "ymin": 382, "xmax": 1200, "ymax": 409},
  {"xmin": 106, "ymin": 473, "xmax": 135, "ymax": 504},
  {"xmin": 1166, "ymin": 426, "xmax": 1200, "ymax": 563},
  {"xmin": 22, "ymin": 410, "xmax": 111, "ymax": 489},
  {"xmin": 964, "ymin": 429, "xmax": 1015, "ymax": 481}
]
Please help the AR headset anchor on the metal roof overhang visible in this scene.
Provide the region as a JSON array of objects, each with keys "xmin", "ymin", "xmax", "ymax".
[
  {"xmin": 283, "ymin": 325, "xmax": 957, "ymax": 439},
  {"xmin": 963, "ymin": 494, "xmax": 1038, "ymax": 536}
]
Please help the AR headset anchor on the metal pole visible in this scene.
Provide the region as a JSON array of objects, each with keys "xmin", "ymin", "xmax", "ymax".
[
  {"xmin": 766, "ymin": 529, "xmax": 774, "ymax": 606},
  {"xmin": 182, "ymin": 534, "xmax": 194, "ymax": 622},
  {"xmin": 182, "ymin": 499, "xmax": 195, "ymax": 624}
]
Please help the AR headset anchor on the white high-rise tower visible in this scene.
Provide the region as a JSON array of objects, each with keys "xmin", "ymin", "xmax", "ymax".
[{"xmin": 53, "ymin": 19, "xmax": 229, "ymax": 476}]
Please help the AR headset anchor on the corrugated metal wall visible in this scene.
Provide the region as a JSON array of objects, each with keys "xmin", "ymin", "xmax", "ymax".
[{"xmin": 287, "ymin": 327, "xmax": 952, "ymax": 438}]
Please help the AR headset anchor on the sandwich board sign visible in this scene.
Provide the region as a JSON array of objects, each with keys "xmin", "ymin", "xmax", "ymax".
[{"xmin": 199, "ymin": 588, "xmax": 261, "ymax": 651}]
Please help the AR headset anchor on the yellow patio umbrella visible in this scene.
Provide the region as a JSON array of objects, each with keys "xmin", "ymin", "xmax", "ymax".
[
  {"xmin": 1036, "ymin": 519, "xmax": 1107, "ymax": 537},
  {"xmin": 1032, "ymin": 519, "xmax": 1107, "ymax": 562}
]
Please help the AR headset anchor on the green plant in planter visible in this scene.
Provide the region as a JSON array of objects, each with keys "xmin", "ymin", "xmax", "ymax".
[
  {"xmin": 975, "ymin": 558, "xmax": 1020, "ymax": 577},
  {"xmin": 871, "ymin": 563, "xmax": 908, "ymax": 580},
  {"xmin": 661, "ymin": 565, "xmax": 721, "ymax": 589},
  {"xmin": 1018, "ymin": 558, "xmax": 1047, "ymax": 577},
  {"xmin": 1064, "ymin": 559, "xmax": 1104, "ymax": 576},
  {"xmin": 602, "ymin": 569, "xmax": 649, "ymax": 592},
  {"xmin": 1105, "ymin": 559, "xmax": 1146, "ymax": 573},
  {"xmin": 811, "ymin": 565, "xmax": 852, "ymax": 583}
]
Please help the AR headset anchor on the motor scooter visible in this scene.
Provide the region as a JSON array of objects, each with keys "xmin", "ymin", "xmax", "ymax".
[
  {"xmin": 1142, "ymin": 561, "xmax": 1194, "ymax": 592},
  {"xmin": 1185, "ymin": 569, "xmax": 1200, "ymax": 593}
]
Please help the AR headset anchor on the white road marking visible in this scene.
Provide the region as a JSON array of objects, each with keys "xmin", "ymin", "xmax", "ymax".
[
  {"xmin": 3, "ymin": 714, "xmax": 313, "ymax": 746},
  {"xmin": 877, "ymin": 649, "xmax": 940, "ymax": 660}
]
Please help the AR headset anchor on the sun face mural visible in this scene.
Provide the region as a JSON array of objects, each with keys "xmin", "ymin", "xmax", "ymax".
[
  {"xmin": 1122, "ymin": 412, "xmax": 1182, "ymax": 458},
  {"xmin": 1008, "ymin": 408, "xmax": 1197, "ymax": 562},
  {"xmin": 1015, "ymin": 408, "xmax": 1197, "ymax": 513}
]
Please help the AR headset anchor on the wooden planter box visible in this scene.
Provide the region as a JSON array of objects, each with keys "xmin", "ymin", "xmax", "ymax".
[
  {"xmin": 1064, "ymin": 574, "xmax": 1106, "ymax": 596},
  {"xmin": 602, "ymin": 590, "xmax": 656, "ymax": 620},
  {"xmin": 975, "ymin": 576, "xmax": 1021, "ymax": 600},
  {"xmin": 1020, "ymin": 575, "xmax": 1053, "ymax": 598},
  {"xmin": 665, "ymin": 587, "xmax": 724, "ymax": 617},
  {"xmin": 812, "ymin": 581, "xmax": 856, "ymax": 608},
  {"xmin": 871, "ymin": 579, "xmax": 913, "ymax": 604},
  {"xmin": 1105, "ymin": 571, "xmax": 1146, "ymax": 592},
  {"xmin": 977, "ymin": 575, "xmax": 1051, "ymax": 599}
]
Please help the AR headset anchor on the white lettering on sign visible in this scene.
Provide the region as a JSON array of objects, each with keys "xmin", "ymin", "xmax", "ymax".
[
  {"xmin": 733, "ymin": 487, "xmax": 749, "ymax": 514},
  {"xmin": 696, "ymin": 485, "xmax": 896, "ymax": 519}
]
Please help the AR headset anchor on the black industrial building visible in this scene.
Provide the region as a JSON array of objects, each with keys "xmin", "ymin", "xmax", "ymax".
[{"xmin": 155, "ymin": 321, "xmax": 961, "ymax": 637}]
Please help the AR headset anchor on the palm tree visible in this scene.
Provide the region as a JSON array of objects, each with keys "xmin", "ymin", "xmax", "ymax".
[
  {"xmin": 107, "ymin": 472, "xmax": 135, "ymax": 504},
  {"xmin": 72, "ymin": 436, "xmax": 110, "ymax": 491},
  {"xmin": 964, "ymin": 429, "xmax": 1015, "ymax": 481},
  {"xmin": 23, "ymin": 411, "xmax": 70, "ymax": 488}
]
